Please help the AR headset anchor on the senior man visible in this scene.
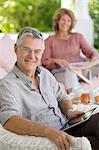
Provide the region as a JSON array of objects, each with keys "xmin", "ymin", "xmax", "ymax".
[{"xmin": 0, "ymin": 27, "xmax": 99, "ymax": 150}]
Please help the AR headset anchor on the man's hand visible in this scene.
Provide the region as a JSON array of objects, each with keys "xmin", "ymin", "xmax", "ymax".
[
  {"xmin": 67, "ymin": 110, "xmax": 84, "ymax": 124},
  {"xmin": 45, "ymin": 126, "xmax": 75, "ymax": 150}
]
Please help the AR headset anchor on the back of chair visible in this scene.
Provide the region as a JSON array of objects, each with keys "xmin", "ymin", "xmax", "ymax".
[{"xmin": 0, "ymin": 34, "xmax": 16, "ymax": 78}]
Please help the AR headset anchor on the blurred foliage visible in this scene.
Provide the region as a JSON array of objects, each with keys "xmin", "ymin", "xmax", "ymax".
[
  {"xmin": 89, "ymin": 0, "xmax": 99, "ymax": 50},
  {"xmin": 0, "ymin": 0, "xmax": 60, "ymax": 32},
  {"xmin": 0, "ymin": 0, "xmax": 99, "ymax": 49}
]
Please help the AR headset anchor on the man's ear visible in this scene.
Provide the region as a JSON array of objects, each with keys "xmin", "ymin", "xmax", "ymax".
[{"xmin": 14, "ymin": 43, "xmax": 17, "ymax": 54}]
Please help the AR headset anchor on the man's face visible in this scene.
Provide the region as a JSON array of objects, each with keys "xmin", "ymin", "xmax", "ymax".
[{"xmin": 15, "ymin": 36, "xmax": 43, "ymax": 74}]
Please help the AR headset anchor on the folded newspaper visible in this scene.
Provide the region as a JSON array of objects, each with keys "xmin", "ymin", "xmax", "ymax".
[
  {"xmin": 68, "ymin": 60, "xmax": 99, "ymax": 84},
  {"xmin": 69, "ymin": 60, "xmax": 99, "ymax": 70}
]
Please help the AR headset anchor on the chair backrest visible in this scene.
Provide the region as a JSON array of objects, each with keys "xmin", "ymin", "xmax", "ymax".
[{"xmin": 0, "ymin": 34, "xmax": 16, "ymax": 78}]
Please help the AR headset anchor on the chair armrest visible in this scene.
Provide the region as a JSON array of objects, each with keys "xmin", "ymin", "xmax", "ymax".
[
  {"xmin": 0, "ymin": 124, "xmax": 91, "ymax": 150},
  {"xmin": 0, "ymin": 124, "xmax": 57, "ymax": 150}
]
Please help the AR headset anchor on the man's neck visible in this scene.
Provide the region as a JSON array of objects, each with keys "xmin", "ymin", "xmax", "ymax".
[{"xmin": 16, "ymin": 64, "xmax": 37, "ymax": 79}]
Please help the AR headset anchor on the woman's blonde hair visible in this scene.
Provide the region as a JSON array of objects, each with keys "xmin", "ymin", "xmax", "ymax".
[{"xmin": 52, "ymin": 8, "xmax": 76, "ymax": 33}]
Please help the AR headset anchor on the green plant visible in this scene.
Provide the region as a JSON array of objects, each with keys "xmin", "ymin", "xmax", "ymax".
[
  {"xmin": 89, "ymin": 0, "xmax": 99, "ymax": 50},
  {"xmin": 0, "ymin": 0, "xmax": 60, "ymax": 32}
]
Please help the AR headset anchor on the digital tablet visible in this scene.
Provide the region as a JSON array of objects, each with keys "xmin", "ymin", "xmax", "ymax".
[{"xmin": 62, "ymin": 107, "xmax": 97, "ymax": 131}]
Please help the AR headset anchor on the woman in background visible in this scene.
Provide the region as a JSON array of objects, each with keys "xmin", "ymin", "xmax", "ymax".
[{"xmin": 41, "ymin": 8, "xmax": 99, "ymax": 91}]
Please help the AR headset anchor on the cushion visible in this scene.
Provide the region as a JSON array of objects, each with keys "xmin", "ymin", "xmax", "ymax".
[
  {"xmin": 0, "ymin": 34, "xmax": 16, "ymax": 74},
  {"xmin": 0, "ymin": 67, "xmax": 7, "ymax": 79}
]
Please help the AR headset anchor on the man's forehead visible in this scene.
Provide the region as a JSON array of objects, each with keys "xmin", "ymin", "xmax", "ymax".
[
  {"xmin": 21, "ymin": 37, "xmax": 43, "ymax": 50},
  {"xmin": 22, "ymin": 36, "xmax": 42, "ymax": 44},
  {"xmin": 17, "ymin": 35, "xmax": 44, "ymax": 51}
]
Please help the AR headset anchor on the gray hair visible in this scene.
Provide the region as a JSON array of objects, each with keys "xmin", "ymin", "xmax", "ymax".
[{"xmin": 16, "ymin": 27, "xmax": 44, "ymax": 47}]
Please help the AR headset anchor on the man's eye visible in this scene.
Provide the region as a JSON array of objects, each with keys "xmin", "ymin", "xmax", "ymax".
[
  {"xmin": 35, "ymin": 50, "xmax": 41, "ymax": 53},
  {"xmin": 23, "ymin": 48, "xmax": 30, "ymax": 51}
]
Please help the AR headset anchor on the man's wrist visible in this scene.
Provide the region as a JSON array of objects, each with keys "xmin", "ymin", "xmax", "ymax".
[
  {"xmin": 65, "ymin": 108, "xmax": 74, "ymax": 118},
  {"xmin": 65, "ymin": 107, "xmax": 73, "ymax": 111}
]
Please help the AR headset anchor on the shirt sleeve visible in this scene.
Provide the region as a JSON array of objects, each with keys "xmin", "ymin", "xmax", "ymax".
[
  {"xmin": 79, "ymin": 33, "xmax": 98, "ymax": 59},
  {"xmin": 49, "ymin": 71, "xmax": 70, "ymax": 102},
  {"xmin": 41, "ymin": 36, "xmax": 58, "ymax": 70},
  {"xmin": 0, "ymin": 83, "xmax": 21, "ymax": 125}
]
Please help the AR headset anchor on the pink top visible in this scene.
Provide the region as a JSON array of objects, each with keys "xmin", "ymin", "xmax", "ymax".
[{"xmin": 41, "ymin": 33, "xmax": 97, "ymax": 70}]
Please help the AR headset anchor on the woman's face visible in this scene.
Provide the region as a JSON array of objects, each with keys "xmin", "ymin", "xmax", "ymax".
[{"xmin": 58, "ymin": 14, "xmax": 72, "ymax": 33}]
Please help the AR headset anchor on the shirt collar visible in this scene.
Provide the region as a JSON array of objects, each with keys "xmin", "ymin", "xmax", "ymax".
[{"xmin": 11, "ymin": 64, "xmax": 41, "ymax": 86}]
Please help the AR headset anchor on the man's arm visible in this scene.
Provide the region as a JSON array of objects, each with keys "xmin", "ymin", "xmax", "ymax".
[
  {"xmin": 59, "ymin": 100, "xmax": 73, "ymax": 118},
  {"xmin": 59, "ymin": 100, "xmax": 84, "ymax": 122},
  {"xmin": 4, "ymin": 115, "xmax": 75, "ymax": 150},
  {"xmin": 4, "ymin": 115, "xmax": 48, "ymax": 136}
]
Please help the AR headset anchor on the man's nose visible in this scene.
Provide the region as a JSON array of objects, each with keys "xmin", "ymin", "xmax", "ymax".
[{"xmin": 28, "ymin": 50, "xmax": 36, "ymax": 59}]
